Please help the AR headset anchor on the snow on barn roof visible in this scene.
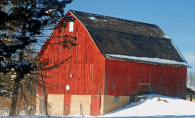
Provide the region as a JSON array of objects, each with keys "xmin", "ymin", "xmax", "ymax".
[
  {"xmin": 70, "ymin": 10, "xmax": 189, "ymax": 67},
  {"xmin": 106, "ymin": 54, "xmax": 189, "ymax": 67}
]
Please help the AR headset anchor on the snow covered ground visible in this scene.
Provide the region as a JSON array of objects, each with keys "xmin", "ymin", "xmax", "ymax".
[
  {"xmin": 2, "ymin": 94, "xmax": 195, "ymax": 118},
  {"xmin": 103, "ymin": 94, "xmax": 195, "ymax": 118}
]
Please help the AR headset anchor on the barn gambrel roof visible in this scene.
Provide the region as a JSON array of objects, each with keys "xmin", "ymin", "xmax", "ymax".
[{"xmin": 70, "ymin": 10, "xmax": 190, "ymax": 67}]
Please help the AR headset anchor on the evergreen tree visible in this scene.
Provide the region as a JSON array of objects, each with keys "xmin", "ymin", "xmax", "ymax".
[{"xmin": 0, "ymin": 0, "xmax": 73, "ymax": 116}]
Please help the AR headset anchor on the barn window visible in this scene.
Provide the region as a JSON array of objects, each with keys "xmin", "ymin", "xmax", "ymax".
[
  {"xmin": 69, "ymin": 22, "xmax": 74, "ymax": 32},
  {"xmin": 114, "ymin": 96, "xmax": 119, "ymax": 104}
]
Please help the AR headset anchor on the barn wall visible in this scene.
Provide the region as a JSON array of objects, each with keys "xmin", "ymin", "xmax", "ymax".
[
  {"xmin": 70, "ymin": 95, "xmax": 91, "ymax": 115},
  {"xmin": 35, "ymin": 94, "xmax": 39, "ymax": 115},
  {"xmin": 38, "ymin": 11, "xmax": 105, "ymax": 95},
  {"xmin": 105, "ymin": 59, "xmax": 187, "ymax": 99},
  {"xmin": 105, "ymin": 59, "xmax": 139, "ymax": 96},
  {"xmin": 100, "ymin": 95, "xmax": 130, "ymax": 115},
  {"xmin": 186, "ymin": 95, "xmax": 195, "ymax": 102},
  {"xmin": 47, "ymin": 94, "xmax": 64, "ymax": 115}
]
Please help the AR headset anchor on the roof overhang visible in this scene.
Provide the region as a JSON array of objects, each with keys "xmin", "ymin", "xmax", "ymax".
[{"xmin": 106, "ymin": 54, "xmax": 191, "ymax": 68}]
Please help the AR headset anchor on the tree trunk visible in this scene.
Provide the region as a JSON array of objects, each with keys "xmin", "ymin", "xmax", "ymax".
[
  {"xmin": 9, "ymin": 49, "xmax": 24, "ymax": 116},
  {"xmin": 38, "ymin": 56, "xmax": 48, "ymax": 115},
  {"xmin": 9, "ymin": 0, "xmax": 27, "ymax": 115},
  {"xmin": 9, "ymin": 73, "xmax": 24, "ymax": 116}
]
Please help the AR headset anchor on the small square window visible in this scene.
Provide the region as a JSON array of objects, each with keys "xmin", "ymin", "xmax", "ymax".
[
  {"xmin": 69, "ymin": 22, "xmax": 74, "ymax": 32},
  {"xmin": 114, "ymin": 96, "xmax": 119, "ymax": 104}
]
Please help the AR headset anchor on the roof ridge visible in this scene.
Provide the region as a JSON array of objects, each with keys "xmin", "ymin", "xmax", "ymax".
[{"xmin": 69, "ymin": 9, "xmax": 158, "ymax": 27}]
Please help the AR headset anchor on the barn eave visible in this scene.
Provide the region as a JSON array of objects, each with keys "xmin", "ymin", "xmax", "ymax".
[{"xmin": 105, "ymin": 54, "xmax": 190, "ymax": 68}]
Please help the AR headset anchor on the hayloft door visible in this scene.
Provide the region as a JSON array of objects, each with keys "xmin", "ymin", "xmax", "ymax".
[{"xmin": 91, "ymin": 95, "xmax": 100, "ymax": 116}]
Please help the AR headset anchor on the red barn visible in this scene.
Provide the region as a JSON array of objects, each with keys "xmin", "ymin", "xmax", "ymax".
[{"xmin": 36, "ymin": 10, "xmax": 190, "ymax": 116}]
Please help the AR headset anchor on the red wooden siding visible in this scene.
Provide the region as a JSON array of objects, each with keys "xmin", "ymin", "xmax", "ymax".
[
  {"xmin": 105, "ymin": 59, "xmax": 187, "ymax": 99},
  {"xmin": 64, "ymin": 94, "xmax": 71, "ymax": 115},
  {"xmin": 38, "ymin": 11, "xmax": 105, "ymax": 95},
  {"xmin": 91, "ymin": 95, "xmax": 100, "ymax": 116}
]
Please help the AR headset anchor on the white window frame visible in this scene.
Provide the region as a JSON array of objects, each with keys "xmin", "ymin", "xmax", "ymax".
[{"xmin": 69, "ymin": 22, "xmax": 74, "ymax": 32}]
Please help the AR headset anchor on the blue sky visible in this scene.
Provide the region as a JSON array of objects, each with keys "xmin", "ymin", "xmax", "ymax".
[{"xmin": 65, "ymin": 0, "xmax": 195, "ymax": 72}]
